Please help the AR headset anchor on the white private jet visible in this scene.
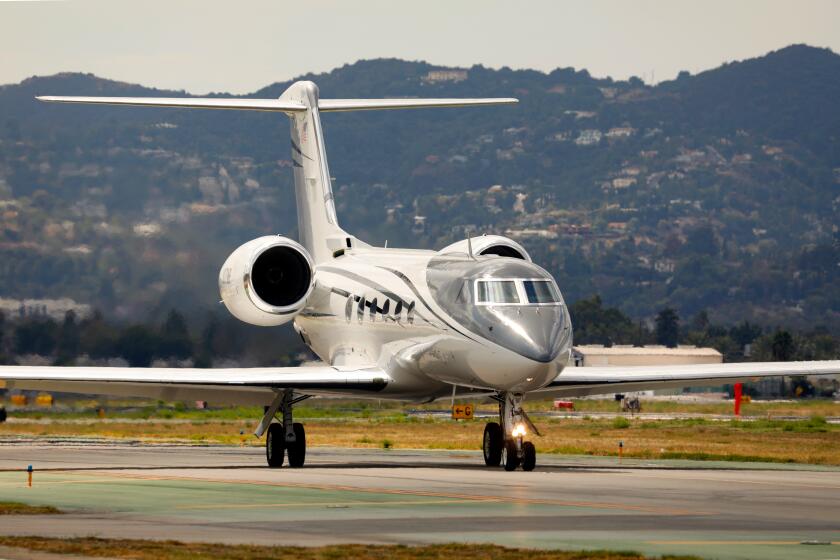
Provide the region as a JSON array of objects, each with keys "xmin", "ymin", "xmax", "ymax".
[{"xmin": 2, "ymin": 81, "xmax": 838, "ymax": 471}]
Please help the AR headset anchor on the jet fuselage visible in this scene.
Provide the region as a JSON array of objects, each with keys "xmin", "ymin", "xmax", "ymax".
[{"xmin": 296, "ymin": 246, "xmax": 573, "ymax": 400}]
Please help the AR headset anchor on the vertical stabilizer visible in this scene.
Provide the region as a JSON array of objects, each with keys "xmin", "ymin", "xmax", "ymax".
[{"xmin": 280, "ymin": 81, "xmax": 347, "ymax": 263}]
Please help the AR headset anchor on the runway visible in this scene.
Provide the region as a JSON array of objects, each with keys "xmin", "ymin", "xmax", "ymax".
[{"xmin": 0, "ymin": 441, "xmax": 839, "ymax": 560}]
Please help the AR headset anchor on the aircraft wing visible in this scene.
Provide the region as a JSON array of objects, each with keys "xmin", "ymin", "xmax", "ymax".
[
  {"xmin": 531, "ymin": 360, "xmax": 840, "ymax": 398},
  {"xmin": 0, "ymin": 365, "xmax": 389, "ymax": 406}
]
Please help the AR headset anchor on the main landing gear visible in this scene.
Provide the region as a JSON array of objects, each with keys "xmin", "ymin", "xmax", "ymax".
[
  {"xmin": 482, "ymin": 392, "xmax": 538, "ymax": 471},
  {"xmin": 257, "ymin": 389, "xmax": 310, "ymax": 468}
]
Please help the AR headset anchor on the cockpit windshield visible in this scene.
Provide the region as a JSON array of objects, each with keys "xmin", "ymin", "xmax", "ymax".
[
  {"xmin": 523, "ymin": 280, "xmax": 559, "ymax": 304},
  {"xmin": 476, "ymin": 280, "xmax": 520, "ymax": 304},
  {"xmin": 475, "ymin": 279, "xmax": 561, "ymax": 305}
]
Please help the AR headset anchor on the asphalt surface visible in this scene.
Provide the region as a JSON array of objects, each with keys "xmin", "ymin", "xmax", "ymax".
[{"xmin": 0, "ymin": 441, "xmax": 838, "ymax": 560}]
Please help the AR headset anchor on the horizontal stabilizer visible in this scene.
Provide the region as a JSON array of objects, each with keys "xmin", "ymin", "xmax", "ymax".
[
  {"xmin": 36, "ymin": 96, "xmax": 308, "ymax": 113},
  {"xmin": 36, "ymin": 96, "xmax": 518, "ymax": 113},
  {"xmin": 318, "ymin": 98, "xmax": 518, "ymax": 112}
]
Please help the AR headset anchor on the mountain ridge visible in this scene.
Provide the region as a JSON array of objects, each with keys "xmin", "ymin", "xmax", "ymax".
[{"xmin": 0, "ymin": 44, "xmax": 837, "ymax": 332}]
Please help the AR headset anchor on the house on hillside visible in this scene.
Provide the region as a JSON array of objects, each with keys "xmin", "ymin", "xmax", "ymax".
[{"xmin": 423, "ymin": 70, "xmax": 468, "ymax": 83}]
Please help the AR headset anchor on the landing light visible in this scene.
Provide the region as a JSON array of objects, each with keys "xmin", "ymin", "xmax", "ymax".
[{"xmin": 511, "ymin": 424, "xmax": 527, "ymax": 437}]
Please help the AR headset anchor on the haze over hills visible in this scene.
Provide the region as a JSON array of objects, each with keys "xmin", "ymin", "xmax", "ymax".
[{"xmin": 0, "ymin": 44, "xmax": 837, "ymax": 332}]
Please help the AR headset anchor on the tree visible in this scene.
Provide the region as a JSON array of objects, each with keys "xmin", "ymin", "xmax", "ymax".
[
  {"xmin": 655, "ymin": 308, "xmax": 679, "ymax": 348},
  {"xmin": 682, "ymin": 225, "xmax": 718, "ymax": 256},
  {"xmin": 568, "ymin": 295, "xmax": 640, "ymax": 346},
  {"xmin": 14, "ymin": 318, "xmax": 57, "ymax": 356},
  {"xmin": 690, "ymin": 310, "xmax": 710, "ymax": 332},
  {"xmin": 79, "ymin": 310, "xmax": 117, "ymax": 359},
  {"xmin": 116, "ymin": 325, "xmax": 159, "ymax": 367},
  {"xmin": 770, "ymin": 330, "xmax": 795, "ymax": 361},
  {"xmin": 194, "ymin": 312, "xmax": 220, "ymax": 368},
  {"xmin": 55, "ymin": 310, "xmax": 80, "ymax": 365},
  {"xmin": 159, "ymin": 309, "xmax": 192, "ymax": 360},
  {"xmin": 730, "ymin": 321, "xmax": 763, "ymax": 348}
]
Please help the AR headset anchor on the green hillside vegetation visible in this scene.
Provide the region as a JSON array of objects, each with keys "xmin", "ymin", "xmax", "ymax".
[{"xmin": 0, "ymin": 44, "xmax": 837, "ymax": 335}]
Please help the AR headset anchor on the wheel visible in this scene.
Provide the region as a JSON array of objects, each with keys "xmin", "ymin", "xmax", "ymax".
[
  {"xmin": 502, "ymin": 440, "xmax": 520, "ymax": 471},
  {"xmin": 483, "ymin": 422, "xmax": 503, "ymax": 466},
  {"xmin": 266, "ymin": 423, "xmax": 285, "ymax": 468},
  {"xmin": 521, "ymin": 441, "xmax": 536, "ymax": 471},
  {"xmin": 286, "ymin": 422, "xmax": 306, "ymax": 468},
  {"xmin": 0, "ymin": 408, "xmax": 6, "ymax": 423}
]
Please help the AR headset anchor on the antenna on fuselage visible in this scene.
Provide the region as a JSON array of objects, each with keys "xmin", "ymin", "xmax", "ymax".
[{"xmin": 467, "ymin": 233, "xmax": 476, "ymax": 260}]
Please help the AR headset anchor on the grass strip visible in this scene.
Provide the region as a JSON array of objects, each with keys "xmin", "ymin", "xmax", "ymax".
[
  {"xmin": 0, "ymin": 537, "xmax": 700, "ymax": 560},
  {"xmin": 0, "ymin": 501, "xmax": 61, "ymax": 515},
  {"xmin": 6, "ymin": 398, "xmax": 840, "ymax": 421},
  {"xmin": 3, "ymin": 414, "xmax": 839, "ymax": 465}
]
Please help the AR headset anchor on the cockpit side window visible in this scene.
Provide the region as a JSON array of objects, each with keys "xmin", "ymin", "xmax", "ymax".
[
  {"xmin": 523, "ymin": 280, "xmax": 560, "ymax": 304},
  {"xmin": 476, "ymin": 280, "xmax": 520, "ymax": 304}
]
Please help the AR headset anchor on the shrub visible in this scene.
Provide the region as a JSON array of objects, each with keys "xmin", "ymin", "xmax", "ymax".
[{"xmin": 612, "ymin": 417, "xmax": 631, "ymax": 429}]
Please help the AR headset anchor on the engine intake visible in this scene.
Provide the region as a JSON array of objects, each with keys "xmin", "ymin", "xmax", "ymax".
[
  {"xmin": 219, "ymin": 236, "xmax": 314, "ymax": 326},
  {"xmin": 250, "ymin": 245, "xmax": 312, "ymax": 308}
]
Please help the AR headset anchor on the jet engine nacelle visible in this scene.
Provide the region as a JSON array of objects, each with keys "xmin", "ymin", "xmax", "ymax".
[
  {"xmin": 438, "ymin": 235, "xmax": 532, "ymax": 261},
  {"xmin": 219, "ymin": 236, "xmax": 314, "ymax": 327}
]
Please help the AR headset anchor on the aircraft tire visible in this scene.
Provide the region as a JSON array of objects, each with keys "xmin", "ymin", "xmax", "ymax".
[
  {"xmin": 502, "ymin": 440, "xmax": 520, "ymax": 471},
  {"xmin": 483, "ymin": 422, "xmax": 503, "ymax": 466},
  {"xmin": 266, "ymin": 423, "xmax": 285, "ymax": 468},
  {"xmin": 521, "ymin": 441, "xmax": 536, "ymax": 471},
  {"xmin": 287, "ymin": 422, "xmax": 306, "ymax": 468},
  {"xmin": 0, "ymin": 407, "xmax": 6, "ymax": 423}
]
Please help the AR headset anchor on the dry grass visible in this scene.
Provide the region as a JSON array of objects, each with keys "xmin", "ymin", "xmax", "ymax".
[
  {"xmin": 8, "ymin": 397, "xmax": 840, "ymax": 421},
  {"xmin": 0, "ymin": 537, "xmax": 699, "ymax": 560},
  {"xmin": 539, "ymin": 398, "xmax": 840, "ymax": 417},
  {"xmin": 0, "ymin": 501, "xmax": 61, "ymax": 515},
  {"xmin": 2, "ymin": 415, "xmax": 839, "ymax": 465}
]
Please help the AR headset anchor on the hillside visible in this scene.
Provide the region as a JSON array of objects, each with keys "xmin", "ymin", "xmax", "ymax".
[{"xmin": 0, "ymin": 45, "xmax": 837, "ymax": 331}]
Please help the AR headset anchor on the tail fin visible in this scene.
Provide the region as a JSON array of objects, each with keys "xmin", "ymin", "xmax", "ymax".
[
  {"xmin": 280, "ymin": 82, "xmax": 348, "ymax": 263},
  {"xmin": 37, "ymin": 83, "xmax": 518, "ymax": 262}
]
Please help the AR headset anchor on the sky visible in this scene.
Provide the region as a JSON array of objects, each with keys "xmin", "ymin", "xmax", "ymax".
[{"xmin": 1, "ymin": 0, "xmax": 839, "ymax": 94}]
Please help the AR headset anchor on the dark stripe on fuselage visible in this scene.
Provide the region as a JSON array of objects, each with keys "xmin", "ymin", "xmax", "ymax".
[
  {"xmin": 319, "ymin": 266, "xmax": 431, "ymax": 324},
  {"xmin": 375, "ymin": 266, "xmax": 482, "ymax": 345}
]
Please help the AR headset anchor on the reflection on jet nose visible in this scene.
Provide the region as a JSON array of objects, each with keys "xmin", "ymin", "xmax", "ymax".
[{"xmin": 485, "ymin": 305, "xmax": 568, "ymax": 363}]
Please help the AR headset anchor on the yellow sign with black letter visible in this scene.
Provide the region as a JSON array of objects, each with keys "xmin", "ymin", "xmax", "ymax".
[{"xmin": 451, "ymin": 403, "xmax": 474, "ymax": 420}]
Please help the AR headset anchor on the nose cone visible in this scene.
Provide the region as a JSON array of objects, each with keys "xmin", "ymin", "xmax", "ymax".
[{"xmin": 482, "ymin": 305, "xmax": 569, "ymax": 363}]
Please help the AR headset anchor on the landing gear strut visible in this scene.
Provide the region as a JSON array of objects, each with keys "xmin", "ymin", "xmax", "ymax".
[
  {"xmin": 257, "ymin": 389, "xmax": 309, "ymax": 468},
  {"xmin": 484, "ymin": 392, "xmax": 538, "ymax": 471}
]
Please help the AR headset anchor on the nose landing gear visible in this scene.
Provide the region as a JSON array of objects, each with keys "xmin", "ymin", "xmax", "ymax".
[{"xmin": 484, "ymin": 392, "xmax": 538, "ymax": 471}]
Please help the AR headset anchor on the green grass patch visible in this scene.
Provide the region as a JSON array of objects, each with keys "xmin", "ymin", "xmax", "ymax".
[
  {"xmin": 612, "ymin": 417, "xmax": 631, "ymax": 429},
  {"xmin": 0, "ymin": 501, "xmax": 62, "ymax": 515},
  {"xmin": 658, "ymin": 452, "xmax": 797, "ymax": 464},
  {"xmin": 0, "ymin": 537, "xmax": 702, "ymax": 560}
]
